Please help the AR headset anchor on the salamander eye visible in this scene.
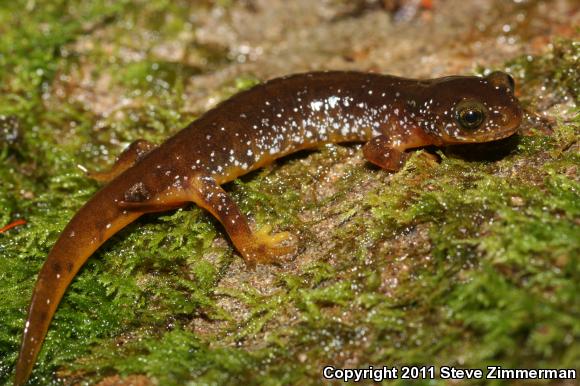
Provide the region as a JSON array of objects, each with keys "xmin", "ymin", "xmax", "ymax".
[{"xmin": 456, "ymin": 101, "xmax": 485, "ymax": 130}]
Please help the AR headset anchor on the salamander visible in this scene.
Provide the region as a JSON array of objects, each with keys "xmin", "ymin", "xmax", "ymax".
[{"xmin": 14, "ymin": 70, "xmax": 523, "ymax": 385}]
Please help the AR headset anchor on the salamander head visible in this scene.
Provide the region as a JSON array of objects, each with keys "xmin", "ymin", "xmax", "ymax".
[{"xmin": 412, "ymin": 71, "xmax": 523, "ymax": 144}]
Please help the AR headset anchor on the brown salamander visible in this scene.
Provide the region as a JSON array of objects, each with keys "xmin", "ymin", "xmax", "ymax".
[{"xmin": 15, "ymin": 71, "xmax": 523, "ymax": 385}]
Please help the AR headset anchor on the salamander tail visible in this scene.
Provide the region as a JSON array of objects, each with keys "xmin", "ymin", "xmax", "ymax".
[{"xmin": 14, "ymin": 188, "xmax": 143, "ymax": 386}]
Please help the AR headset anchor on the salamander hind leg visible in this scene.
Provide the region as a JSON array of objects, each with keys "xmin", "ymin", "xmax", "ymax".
[
  {"xmin": 189, "ymin": 174, "xmax": 295, "ymax": 266},
  {"xmin": 88, "ymin": 139, "xmax": 155, "ymax": 182},
  {"xmin": 115, "ymin": 174, "xmax": 294, "ymax": 265}
]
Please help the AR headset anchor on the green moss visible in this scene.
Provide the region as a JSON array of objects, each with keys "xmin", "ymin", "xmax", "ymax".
[
  {"xmin": 0, "ymin": 1, "xmax": 578, "ymax": 384},
  {"xmin": 504, "ymin": 39, "xmax": 580, "ymax": 106}
]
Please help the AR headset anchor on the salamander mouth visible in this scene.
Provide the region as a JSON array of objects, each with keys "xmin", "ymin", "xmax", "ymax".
[
  {"xmin": 442, "ymin": 122, "xmax": 520, "ymax": 144},
  {"xmin": 459, "ymin": 127, "xmax": 519, "ymax": 143}
]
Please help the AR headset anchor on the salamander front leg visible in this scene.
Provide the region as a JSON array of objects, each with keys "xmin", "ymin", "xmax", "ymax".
[
  {"xmin": 362, "ymin": 128, "xmax": 436, "ymax": 171},
  {"xmin": 363, "ymin": 136, "xmax": 408, "ymax": 171},
  {"xmin": 88, "ymin": 139, "xmax": 155, "ymax": 182},
  {"xmin": 190, "ymin": 175, "xmax": 294, "ymax": 266}
]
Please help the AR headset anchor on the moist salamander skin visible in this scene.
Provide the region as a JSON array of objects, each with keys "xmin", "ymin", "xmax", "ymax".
[{"xmin": 14, "ymin": 70, "xmax": 523, "ymax": 386}]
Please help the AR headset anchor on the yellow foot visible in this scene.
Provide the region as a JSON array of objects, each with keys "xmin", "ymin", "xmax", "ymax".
[{"xmin": 242, "ymin": 225, "xmax": 295, "ymax": 266}]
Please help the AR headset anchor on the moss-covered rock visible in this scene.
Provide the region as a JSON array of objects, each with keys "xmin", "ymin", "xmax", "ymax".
[{"xmin": 0, "ymin": 1, "xmax": 578, "ymax": 385}]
